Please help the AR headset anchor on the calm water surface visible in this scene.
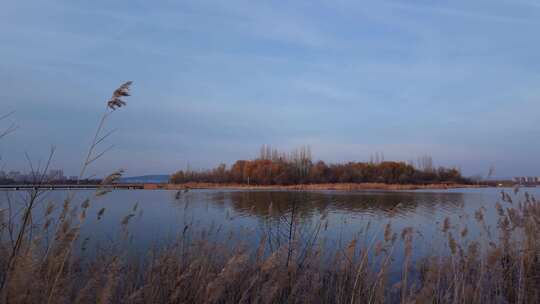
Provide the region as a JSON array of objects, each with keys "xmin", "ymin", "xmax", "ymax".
[{"xmin": 0, "ymin": 187, "xmax": 534, "ymax": 266}]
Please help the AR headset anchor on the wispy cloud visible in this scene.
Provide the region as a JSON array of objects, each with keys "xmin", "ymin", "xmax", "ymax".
[{"xmin": 2, "ymin": 0, "xmax": 540, "ymax": 176}]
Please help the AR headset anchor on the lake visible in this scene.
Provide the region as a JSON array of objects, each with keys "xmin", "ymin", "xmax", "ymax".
[{"xmin": 0, "ymin": 187, "xmax": 532, "ymax": 272}]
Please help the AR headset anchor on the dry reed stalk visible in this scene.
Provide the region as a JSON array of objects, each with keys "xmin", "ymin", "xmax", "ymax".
[{"xmin": 45, "ymin": 82, "xmax": 132, "ymax": 304}]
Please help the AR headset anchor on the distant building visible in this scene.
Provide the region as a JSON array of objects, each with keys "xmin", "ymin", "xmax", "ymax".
[
  {"xmin": 69, "ymin": 176, "xmax": 78, "ymax": 181},
  {"xmin": 48, "ymin": 169, "xmax": 65, "ymax": 181},
  {"xmin": 0, "ymin": 171, "xmax": 5, "ymax": 179},
  {"xmin": 8, "ymin": 171, "xmax": 22, "ymax": 181},
  {"xmin": 513, "ymin": 176, "xmax": 540, "ymax": 185}
]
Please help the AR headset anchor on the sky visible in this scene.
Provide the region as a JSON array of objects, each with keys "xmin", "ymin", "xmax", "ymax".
[{"xmin": 1, "ymin": 0, "xmax": 540, "ymax": 178}]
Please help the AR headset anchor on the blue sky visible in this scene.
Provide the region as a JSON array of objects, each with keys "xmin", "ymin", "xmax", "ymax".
[{"xmin": 1, "ymin": 0, "xmax": 540, "ymax": 178}]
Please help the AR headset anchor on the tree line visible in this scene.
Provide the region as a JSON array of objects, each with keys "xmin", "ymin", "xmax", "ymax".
[{"xmin": 170, "ymin": 146, "xmax": 469, "ymax": 185}]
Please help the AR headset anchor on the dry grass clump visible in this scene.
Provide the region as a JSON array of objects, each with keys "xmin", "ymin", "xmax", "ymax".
[{"xmin": 413, "ymin": 189, "xmax": 540, "ymax": 303}]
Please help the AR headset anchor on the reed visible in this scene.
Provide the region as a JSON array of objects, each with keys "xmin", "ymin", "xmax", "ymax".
[{"xmin": 0, "ymin": 188, "xmax": 538, "ymax": 303}]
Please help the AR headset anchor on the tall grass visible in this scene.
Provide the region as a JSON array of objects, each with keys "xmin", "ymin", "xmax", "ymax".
[
  {"xmin": 1, "ymin": 188, "xmax": 540, "ymax": 303},
  {"xmin": 1, "ymin": 84, "xmax": 540, "ymax": 303}
]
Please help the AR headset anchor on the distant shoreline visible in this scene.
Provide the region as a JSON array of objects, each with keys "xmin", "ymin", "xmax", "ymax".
[
  {"xmin": 157, "ymin": 182, "xmax": 484, "ymax": 191},
  {"xmin": 0, "ymin": 182, "xmax": 504, "ymax": 191}
]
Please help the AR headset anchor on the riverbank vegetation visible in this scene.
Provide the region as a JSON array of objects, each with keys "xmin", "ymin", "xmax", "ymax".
[{"xmin": 171, "ymin": 146, "xmax": 469, "ymax": 186}]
